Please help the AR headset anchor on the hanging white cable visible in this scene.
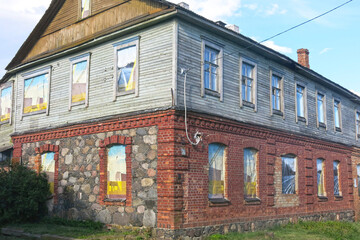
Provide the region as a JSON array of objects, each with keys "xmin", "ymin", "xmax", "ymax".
[{"xmin": 182, "ymin": 68, "xmax": 202, "ymax": 145}]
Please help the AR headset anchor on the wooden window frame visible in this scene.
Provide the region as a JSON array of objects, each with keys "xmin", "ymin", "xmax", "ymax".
[
  {"xmin": 333, "ymin": 98, "xmax": 342, "ymax": 132},
  {"xmin": 20, "ymin": 66, "xmax": 52, "ymax": 120},
  {"xmin": 78, "ymin": 0, "xmax": 91, "ymax": 20},
  {"xmin": 113, "ymin": 37, "xmax": 140, "ymax": 100},
  {"xmin": 0, "ymin": 81, "xmax": 14, "ymax": 125},
  {"xmin": 201, "ymin": 38, "xmax": 224, "ymax": 101},
  {"xmin": 69, "ymin": 53, "xmax": 91, "ymax": 110},
  {"xmin": 295, "ymin": 83, "xmax": 308, "ymax": 124},
  {"xmin": 316, "ymin": 90, "xmax": 327, "ymax": 129},
  {"xmin": 269, "ymin": 69, "xmax": 285, "ymax": 118},
  {"xmin": 239, "ymin": 57, "xmax": 257, "ymax": 111}
]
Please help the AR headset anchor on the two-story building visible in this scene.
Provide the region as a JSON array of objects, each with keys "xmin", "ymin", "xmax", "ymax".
[{"xmin": 1, "ymin": 0, "xmax": 360, "ymax": 238}]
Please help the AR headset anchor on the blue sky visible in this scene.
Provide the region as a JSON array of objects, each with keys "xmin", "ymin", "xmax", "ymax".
[{"xmin": 0, "ymin": 0, "xmax": 359, "ymax": 95}]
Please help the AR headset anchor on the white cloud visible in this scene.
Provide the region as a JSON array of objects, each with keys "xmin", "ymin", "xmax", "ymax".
[
  {"xmin": 319, "ymin": 48, "xmax": 332, "ymax": 55},
  {"xmin": 289, "ymin": 0, "xmax": 331, "ymax": 26},
  {"xmin": 261, "ymin": 40, "xmax": 292, "ymax": 54},
  {"xmin": 0, "ymin": 0, "xmax": 51, "ymax": 21},
  {"xmin": 265, "ymin": 4, "xmax": 287, "ymax": 16},
  {"xmin": 351, "ymin": 90, "xmax": 360, "ymax": 97},
  {"xmin": 244, "ymin": 3, "xmax": 258, "ymax": 11},
  {"xmin": 170, "ymin": 0, "xmax": 242, "ymax": 20}
]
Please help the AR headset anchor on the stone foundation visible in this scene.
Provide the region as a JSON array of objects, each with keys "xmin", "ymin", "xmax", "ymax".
[{"xmin": 156, "ymin": 210, "xmax": 355, "ymax": 239}]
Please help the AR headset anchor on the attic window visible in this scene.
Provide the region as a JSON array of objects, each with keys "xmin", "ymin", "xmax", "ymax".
[{"xmin": 80, "ymin": 0, "xmax": 90, "ymax": 19}]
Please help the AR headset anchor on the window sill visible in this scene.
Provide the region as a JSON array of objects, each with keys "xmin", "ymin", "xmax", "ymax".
[
  {"xmin": 22, "ymin": 110, "xmax": 47, "ymax": 118},
  {"xmin": 0, "ymin": 120, "xmax": 10, "ymax": 126},
  {"xmin": 334, "ymin": 195, "xmax": 343, "ymax": 201},
  {"xmin": 317, "ymin": 196, "xmax": 328, "ymax": 202},
  {"xmin": 71, "ymin": 101, "xmax": 85, "ymax": 107},
  {"xmin": 318, "ymin": 122, "xmax": 326, "ymax": 129},
  {"xmin": 272, "ymin": 109, "xmax": 283, "ymax": 117},
  {"xmin": 104, "ymin": 198, "xmax": 126, "ymax": 203},
  {"xmin": 209, "ymin": 198, "xmax": 230, "ymax": 207},
  {"xmin": 205, "ymin": 88, "xmax": 220, "ymax": 98},
  {"xmin": 335, "ymin": 127, "xmax": 342, "ymax": 132},
  {"xmin": 297, "ymin": 116, "xmax": 306, "ymax": 123},
  {"xmin": 117, "ymin": 89, "xmax": 135, "ymax": 97},
  {"xmin": 244, "ymin": 198, "xmax": 261, "ymax": 205},
  {"xmin": 243, "ymin": 101, "xmax": 255, "ymax": 109}
]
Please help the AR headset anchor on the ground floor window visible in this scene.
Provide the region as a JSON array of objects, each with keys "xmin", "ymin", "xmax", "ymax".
[
  {"xmin": 208, "ymin": 143, "xmax": 226, "ymax": 200},
  {"xmin": 107, "ymin": 145, "xmax": 127, "ymax": 200},
  {"xmin": 41, "ymin": 152, "xmax": 55, "ymax": 194},
  {"xmin": 244, "ymin": 148, "xmax": 258, "ymax": 199}
]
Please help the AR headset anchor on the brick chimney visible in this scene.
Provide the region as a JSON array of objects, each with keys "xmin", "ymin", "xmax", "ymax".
[{"xmin": 297, "ymin": 48, "xmax": 310, "ymax": 68}]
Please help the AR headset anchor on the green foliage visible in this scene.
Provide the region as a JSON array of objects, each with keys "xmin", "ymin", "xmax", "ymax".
[
  {"xmin": 41, "ymin": 217, "xmax": 104, "ymax": 230},
  {"xmin": 0, "ymin": 164, "xmax": 51, "ymax": 225},
  {"xmin": 287, "ymin": 221, "xmax": 360, "ymax": 240}
]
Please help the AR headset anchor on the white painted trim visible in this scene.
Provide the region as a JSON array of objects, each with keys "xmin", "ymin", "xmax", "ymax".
[
  {"xmin": 68, "ymin": 53, "xmax": 91, "ymax": 111},
  {"xmin": 172, "ymin": 20, "xmax": 178, "ymax": 106}
]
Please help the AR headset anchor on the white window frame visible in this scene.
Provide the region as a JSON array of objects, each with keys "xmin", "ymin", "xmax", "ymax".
[
  {"xmin": 315, "ymin": 90, "xmax": 327, "ymax": 128},
  {"xmin": 356, "ymin": 110, "xmax": 360, "ymax": 140},
  {"xmin": 333, "ymin": 98, "xmax": 342, "ymax": 131},
  {"xmin": 78, "ymin": 0, "xmax": 91, "ymax": 19},
  {"xmin": 269, "ymin": 69, "xmax": 285, "ymax": 118},
  {"xmin": 295, "ymin": 82, "xmax": 308, "ymax": 124},
  {"xmin": 113, "ymin": 36, "xmax": 140, "ymax": 100},
  {"xmin": 239, "ymin": 57, "xmax": 257, "ymax": 112},
  {"xmin": 0, "ymin": 81, "xmax": 14, "ymax": 125},
  {"xmin": 21, "ymin": 66, "xmax": 52, "ymax": 120},
  {"xmin": 201, "ymin": 38, "xmax": 224, "ymax": 101},
  {"xmin": 69, "ymin": 53, "xmax": 90, "ymax": 110}
]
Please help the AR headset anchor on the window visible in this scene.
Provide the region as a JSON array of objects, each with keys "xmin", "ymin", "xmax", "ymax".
[
  {"xmin": 22, "ymin": 67, "xmax": 51, "ymax": 117},
  {"xmin": 296, "ymin": 85, "xmax": 305, "ymax": 119},
  {"xmin": 0, "ymin": 149, "xmax": 12, "ymax": 163},
  {"xmin": 270, "ymin": 72, "xmax": 283, "ymax": 115},
  {"xmin": 317, "ymin": 158, "xmax": 326, "ymax": 197},
  {"xmin": 317, "ymin": 92, "xmax": 326, "ymax": 126},
  {"xmin": 356, "ymin": 111, "xmax": 360, "ymax": 139},
  {"xmin": 208, "ymin": 143, "xmax": 226, "ymax": 200},
  {"xmin": 333, "ymin": 161, "xmax": 340, "ymax": 196},
  {"xmin": 201, "ymin": 39, "xmax": 223, "ymax": 100},
  {"xmin": 41, "ymin": 152, "xmax": 55, "ymax": 194},
  {"xmin": 107, "ymin": 145, "xmax": 126, "ymax": 200},
  {"xmin": 113, "ymin": 37, "xmax": 139, "ymax": 99},
  {"xmin": 80, "ymin": 0, "xmax": 90, "ymax": 19},
  {"xmin": 357, "ymin": 164, "xmax": 360, "ymax": 196},
  {"xmin": 282, "ymin": 155, "xmax": 297, "ymax": 194},
  {"xmin": 240, "ymin": 58, "xmax": 257, "ymax": 109},
  {"xmin": 334, "ymin": 100, "xmax": 341, "ymax": 130},
  {"xmin": 244, "ymin": 148, "xmax": 258, "ymax": 199},
  {"xmin": 69, "ymin": 53, "xmax": 90, "ymax": 109},
  {"xmin": 0, "ymin": 85, "xmax": 12, "ymax": 123}
]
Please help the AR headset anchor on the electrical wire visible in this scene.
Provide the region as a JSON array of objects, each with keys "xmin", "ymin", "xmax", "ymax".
[{"xmin": 184, "ymin": 0, "xmax": 353, "ymax": 73}]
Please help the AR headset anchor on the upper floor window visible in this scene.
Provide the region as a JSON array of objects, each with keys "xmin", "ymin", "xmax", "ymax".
[
  {"xmin": 357, "ymin": 164, "xmax": 360, "ymax": 196},
  {"xmin": 317, "ymin": 158, "xmax": 326, "ymax": 197},
  {"xmin": 333, "ymin": 161, "xmax": 341, "ymax": 196},
  {"xmin": 69, "ymin": 53, "xmax": 90, "ymax": 110},
  {"xmin": 333, "ymin": 100, "xmax": 341, "ymax": 131},
  {"xmin": 80, "ymin": 0, "xmax": 90, "ymax": 19},
  {"xmin": 356, "ymin": 111, "xmax": 360, "ymax": 139},
  {"xmin": 208, "ymin": 143, "xmax": 226, "ymax": 200},
  {"xmin": 41, "ymin": 152, "xmax": 55, "ymax": 194},
  {"xmin": 107, "ymin": 145, "xmax": 127, "ymax": 200},
  {"xmin": 113, "ymin": 37, "xmax": 139, "ymax": 99},
  {"xmin": 201, "ymin": 39, "xmax": 223, "ymax": 101},
  {"xmin": 0, "ymin": 84, "xmax": 12, "ymax": 124},
  {"xmin": 282, "ymin": 155, "xmax": 297, "ymax": 194},
  {"xmin": 244, "ymin": 148, "xmax": 258, "ymax": 199},
  {"xmin": 317, "ymin": 92, "xmax": 326, "ymax": 126},
  {"xmin": 240, "ymin": 58, "xmax": 257, "ymax": 109},
  {"xmin": 22, "ymin": 67, "xmax": 51, "ymax": 117},
  {"xmin": 270, "ymin": 72, "xmax": 284, "ymax": 115},
  {"xmin": 296, "ymin": 85, "xmax": 305, "ymax": 119}
]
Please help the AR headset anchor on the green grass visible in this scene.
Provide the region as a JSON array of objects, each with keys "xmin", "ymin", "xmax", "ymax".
[
  {"xmin": 207, "ymin": 221, "xmax": 360, "ymax": 240},
  {"xmin": 3, "ymin": 217, "xmax": 153, "ymax": 239}
]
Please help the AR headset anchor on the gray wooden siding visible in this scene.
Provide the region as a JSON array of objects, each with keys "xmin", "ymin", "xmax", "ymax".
[
  {"xmin": 14, "ymin": 21, "xmax": 175, "ymax": 133},
  {"xmin": 176, "ymin": 19, "xmax": 360, "ymax": 147},
  {"xmin": 0, "ymin": 125, "xmax": 13, "ymax": 150}
]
